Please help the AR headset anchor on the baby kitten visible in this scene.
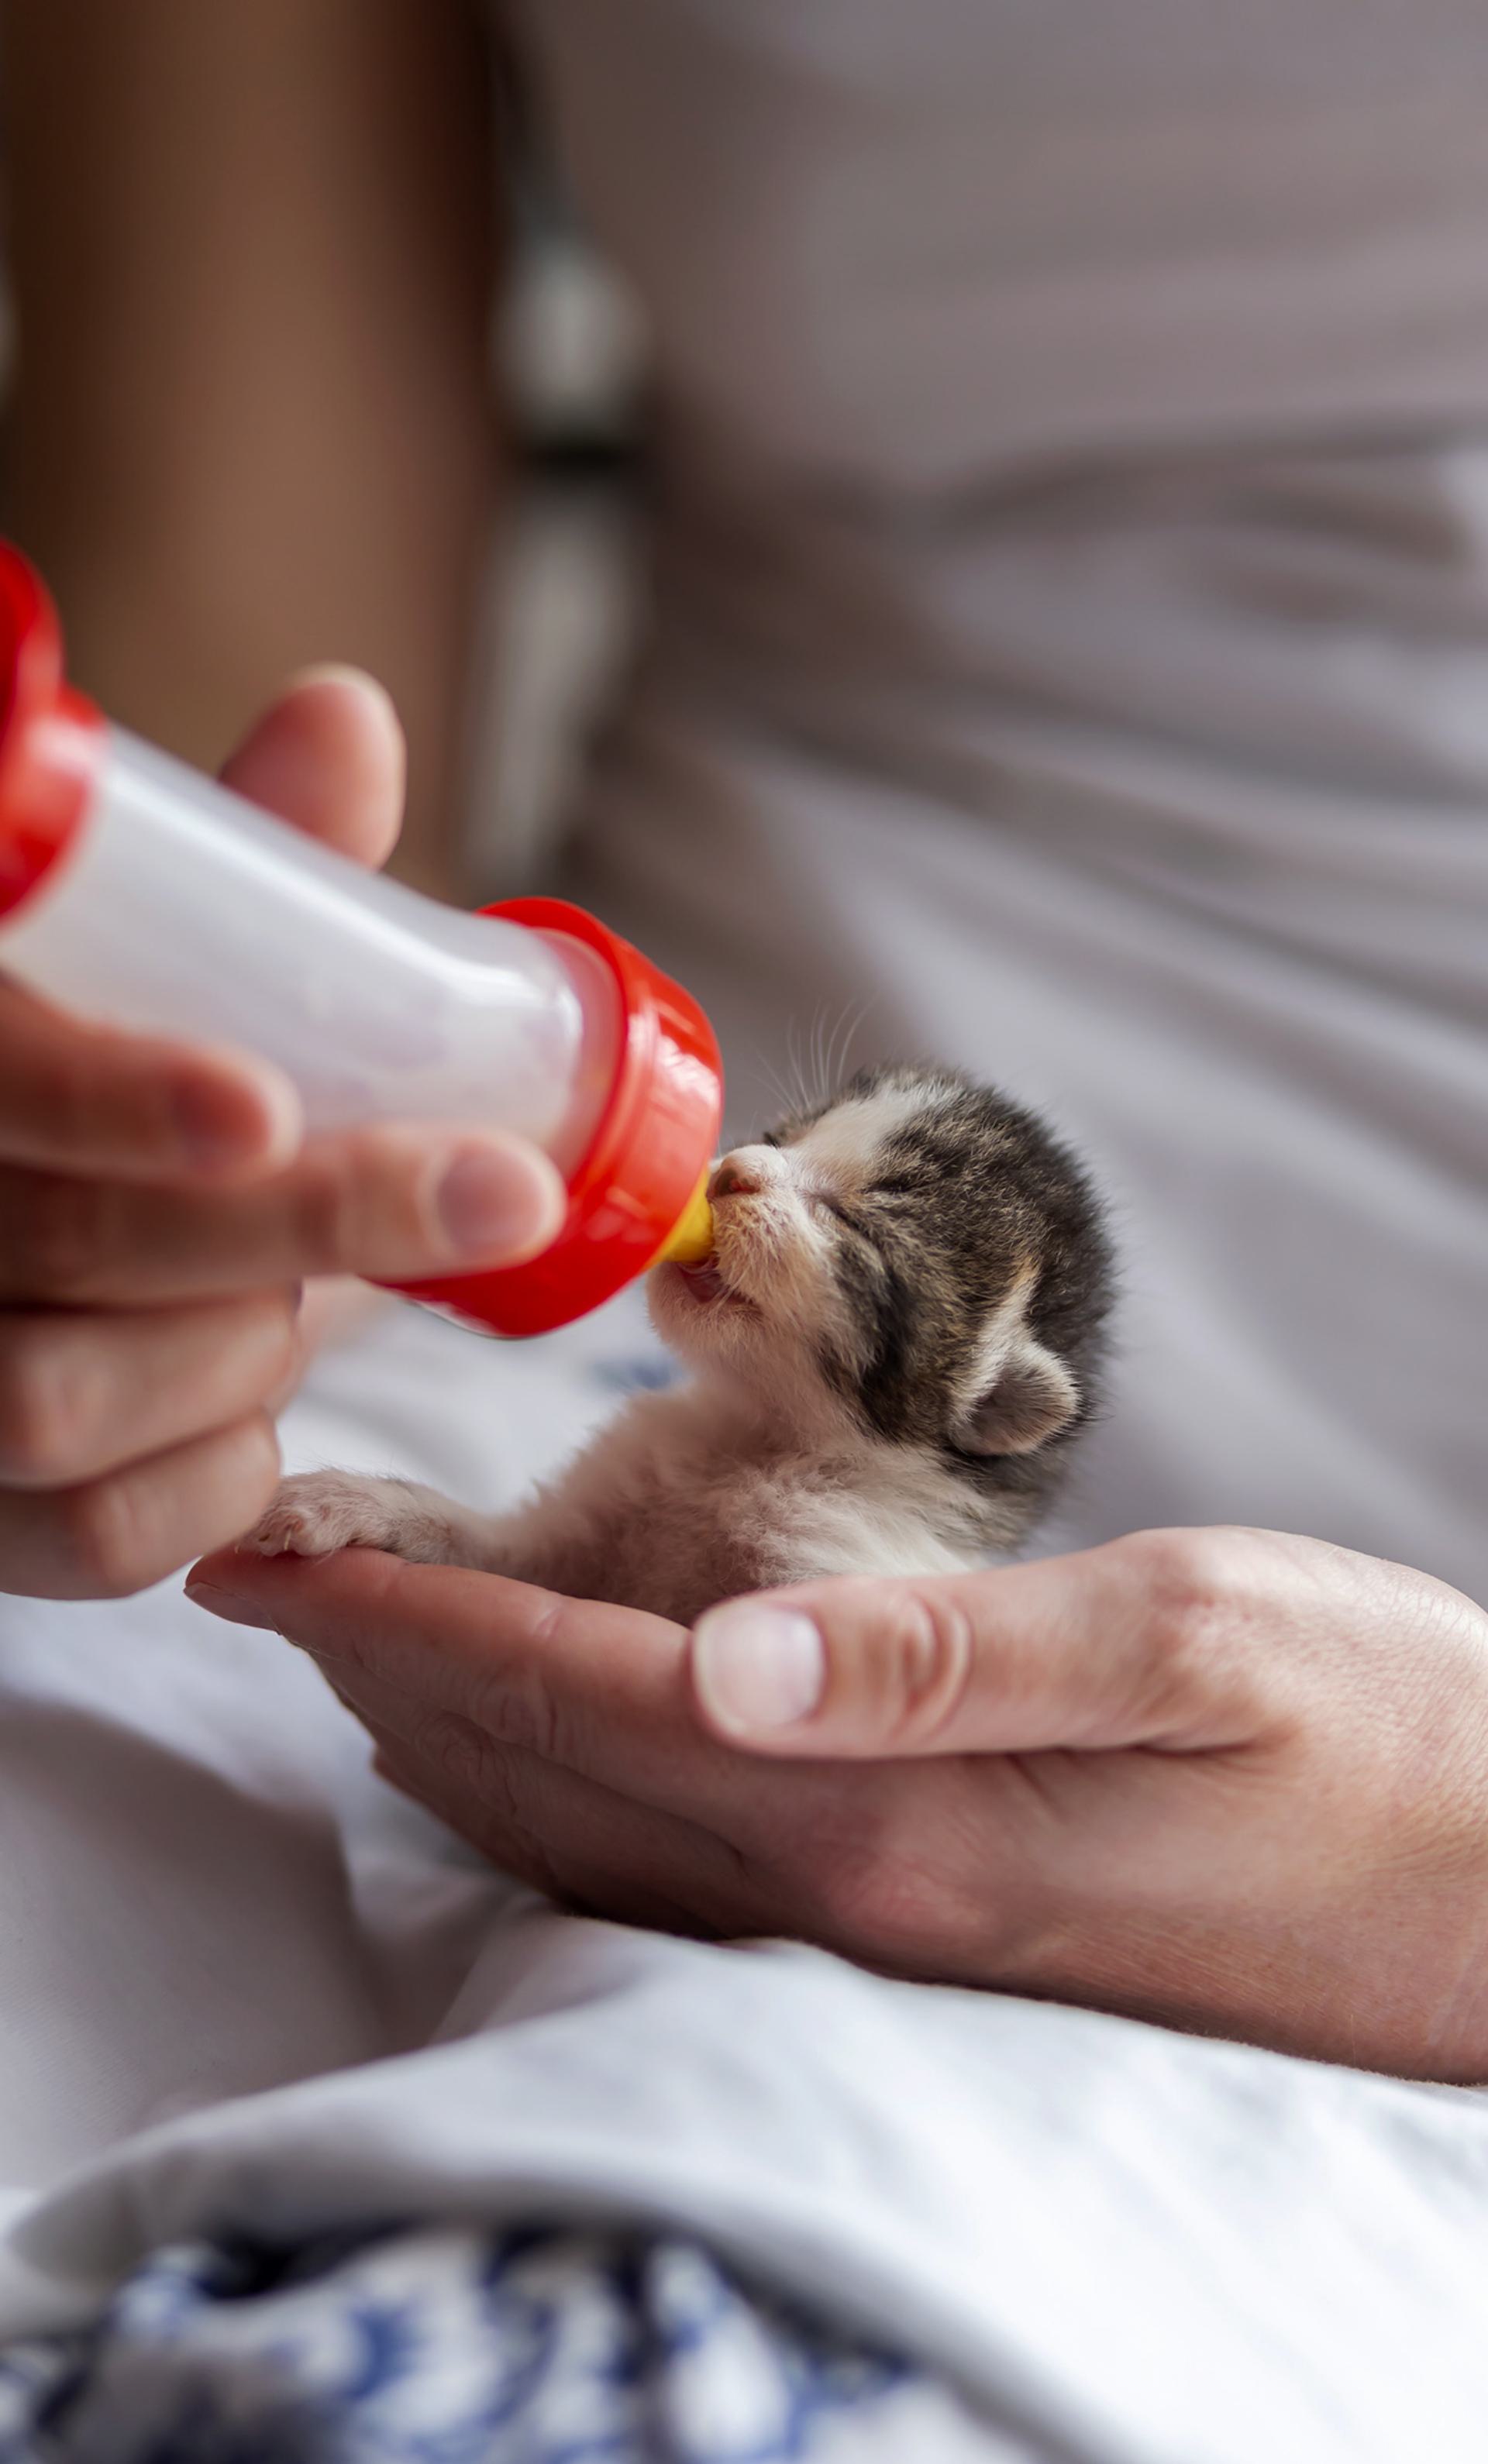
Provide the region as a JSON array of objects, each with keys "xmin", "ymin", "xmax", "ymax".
[{"xmin": 249, "ymin": 1065, "xmax": 1115, "ymax": 1625}]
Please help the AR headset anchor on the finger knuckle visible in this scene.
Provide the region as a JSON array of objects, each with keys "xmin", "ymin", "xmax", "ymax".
[
  {"xmin": 463, "ymin": 1598, "xmax": 572, "ymax": 1761},
  {"xmin": 871, "ymin": 1588, "xmax": 977, "ymax": 1746},
  {"xmin": 474, "ymin": 1667, "xmax": 567, "ymax": 1762},
  {"xmin": 811, "ymin": 1848, "xmax": 901, "ymax": 1946},
  {"xmin": 518, "ymin": 1616, "xmax": 571, "ymax": 1759},
  {"xmin": 60, "ymin": 1418, "xmax": 278, "ymax": 1596},
  {"xmin": 35, "ymin": 1045, "xmax": 113, "ymax": 1160},
  {"xmin": 60, "ymin": 1470, "xmax": 163, "ymax": 1597},
  {"xmin": 811, "ymin": 1831, "xmax": 949, "ymax": 1962},
  {"xmin": 1113, "ymin": 1525, "xmax": 1254, "ymax": 1677},
  {"xmin": 231, "ymin": 1415, "xmax": 284, "ymax": 1524},
  {"xmin": 409, "ymin": 1730, "xmax": 567, "ymax": 1900},
  {"xmin": 293, "ymin": 1137, "xmax": 415, "ymax": 1277},
  {"xmin": 291, "ymin": 1158, "xmax": 361, "ymax": 1277},
  {"xmin": 9, "ymin": 1174, "xmax": 114, "ymax": 1302},
  {"xmin": 0, "ymin": 1327, "xmax": 92, "ymax": 1482},
  {"xmin": 807, "ymin": 1788, "xmax": 1049, "ymax": 1977},
  {"xmin": 408, "ymin": 1706, "xmax": 492, "ymax": 1788},
  {"xmin": 240, "ymin": 1292, "xmax": 302, "ymax": 1401}
]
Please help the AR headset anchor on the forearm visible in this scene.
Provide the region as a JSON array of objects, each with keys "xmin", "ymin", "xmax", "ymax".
[{"xmin": 1, "ymin": 0, "xmax": 499, "ymax": 891}]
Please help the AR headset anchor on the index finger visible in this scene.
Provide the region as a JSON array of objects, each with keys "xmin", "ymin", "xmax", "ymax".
[
  {"xmin": 0, "ymin": 973, "xmax": 302, "ymax": 1184},
  {"xmin": 184, "ymin": 1545, "xmax": 759, "ymax": 1815}
]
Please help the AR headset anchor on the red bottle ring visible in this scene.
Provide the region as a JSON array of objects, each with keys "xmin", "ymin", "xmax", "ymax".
[
  {"xmin": 0, "ymin": 545, "xmax": 105, "ymax": 918},
  {"xmin": 391, "ymin": 898, "xmax": 724, "ymax": 1338}
]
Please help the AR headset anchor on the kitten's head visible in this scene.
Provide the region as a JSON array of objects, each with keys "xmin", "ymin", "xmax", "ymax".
[{"xmin": 649, "ymin": 1064, "xmax": 1114, "ymax": 1515}]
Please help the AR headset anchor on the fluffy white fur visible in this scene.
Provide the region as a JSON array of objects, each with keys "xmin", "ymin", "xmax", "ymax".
[{"xmin": 249, "ymin": 1093, "xmax": 1070, "ymax": 1625}]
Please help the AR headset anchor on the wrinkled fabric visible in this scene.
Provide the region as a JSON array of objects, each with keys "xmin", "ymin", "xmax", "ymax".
[{"xmin": 0, "ymin": 2225, "xmax": 1002, "ymax": 2464}]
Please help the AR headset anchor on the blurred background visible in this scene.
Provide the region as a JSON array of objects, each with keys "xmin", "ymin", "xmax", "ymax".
[
  {"xmin": 0, "ymin": 3, "xmax": 646, "ymax": 904},
  {"xmin": 474, "ymin": 146, "xmax": 646, "ymax": 896}
]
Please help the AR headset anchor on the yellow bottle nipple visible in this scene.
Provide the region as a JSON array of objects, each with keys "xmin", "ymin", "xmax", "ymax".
[{"xmin": 656, "ymin": 1172, "xmax": 715, "ymax": 1264}]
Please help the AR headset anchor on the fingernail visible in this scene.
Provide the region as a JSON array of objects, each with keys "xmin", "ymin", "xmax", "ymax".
[
  {"xmin": 436, "ymin": 1145, "xmax": 563, "ymax": 1263},
  {"xmin": 288, "ymin": 663, "xmax": 398, "ymax": 727},
  {"xmin": 184, "ymin": 1578, "xmax": 276, "ymax": 1632},
  {"xmin": 691, "ymin": 1606, "xmax": 825, "ymax": 1733}
]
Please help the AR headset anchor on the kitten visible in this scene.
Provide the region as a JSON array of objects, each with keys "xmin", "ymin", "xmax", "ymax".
[{"xmin": 248, "ymin": 1065, "xmax": 1115, "ymax": 1626}]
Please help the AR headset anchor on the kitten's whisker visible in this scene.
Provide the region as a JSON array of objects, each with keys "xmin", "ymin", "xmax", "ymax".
[
  {"xmin": 784, "ymin": 1016, "xmax": 814, "ymax": 1119},
  {"xmin": 753, "ymin": 1044, "xmax": 798, "ymax": 1124},
  {"xmin": 813, "ymin": 992, "xmax": 871, "ymax": 1106},
  {"xmin": 822, "ymin": 1007, "xmax": 843, "ymax": 1100},
  {"xmin": 803, "ymin": 1010, "xmax": 823, "ymax": 1108},
  {"xmin": 826, "ymin": 993, "xmax": 870, "ymax": 1096},
  {"xmin": 851, "ymin": 993, "xmax": 877, "ymax": 1075},
  {"xmin": 809, "ymin": 1003, "xmax": 834, "ymax": 1110}
]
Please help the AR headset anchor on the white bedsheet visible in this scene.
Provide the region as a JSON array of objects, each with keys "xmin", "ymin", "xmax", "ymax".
[{"xmin": 2, "ymin": 1300, "xmax": 1487, "ymax": 2462}]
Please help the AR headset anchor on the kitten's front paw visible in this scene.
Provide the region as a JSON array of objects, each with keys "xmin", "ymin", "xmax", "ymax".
[{"xmin": 246, "ymin": 1471, "xmax": 418, "ymax": 1561}]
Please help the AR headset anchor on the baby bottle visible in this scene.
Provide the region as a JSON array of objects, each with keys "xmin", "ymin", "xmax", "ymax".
[{"xmin": 0, "ymin": 544, "xmax": 720, "ymax": 1336}]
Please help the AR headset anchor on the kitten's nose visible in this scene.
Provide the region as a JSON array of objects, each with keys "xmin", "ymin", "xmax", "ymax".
[{"xmin": 709, "ymin": 1153, "xmax": 766, "ymax": 1201}]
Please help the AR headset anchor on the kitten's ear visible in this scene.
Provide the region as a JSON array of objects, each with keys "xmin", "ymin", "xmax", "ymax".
[{"xmin": 952, "ymin": 1330, "xmax": 1080, "ymax": 1457}]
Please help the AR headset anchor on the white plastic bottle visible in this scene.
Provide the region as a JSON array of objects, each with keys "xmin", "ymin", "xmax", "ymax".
[{"xmin": 0, "ymin": 545, "xmax": 721, "ymax": 1336}]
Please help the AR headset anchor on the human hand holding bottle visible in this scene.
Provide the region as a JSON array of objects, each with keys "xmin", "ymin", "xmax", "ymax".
[{"xmin": 0, "ymin": 673, "xmax": 563, "ymax": 1598}]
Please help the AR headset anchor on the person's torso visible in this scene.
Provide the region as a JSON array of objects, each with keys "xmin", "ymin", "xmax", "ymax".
[
  {"xmin": 507, "ymin": 0, "xmax": 1488, "ymax": 1597},
  {"xmin": 514, "ymin": 0, "xmax": 1488, "ymax": 487}
]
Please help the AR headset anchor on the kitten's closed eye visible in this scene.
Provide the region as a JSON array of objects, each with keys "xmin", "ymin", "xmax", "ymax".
[
  {"xmin": 812, "ymin": 1192, "xmax": 861, "ymax": 1229},
  {"xmin": 651, "ymin": 1061, "xmax": 1113, "ymax": 1506}
]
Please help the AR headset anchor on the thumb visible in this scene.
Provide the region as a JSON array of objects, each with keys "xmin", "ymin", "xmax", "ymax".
[
  {"xmin": 219, "ymin": 667, "xmax": 406, "ymax": 869},
  {"xmin": 688, "ymin": 1533, "xmax": 1259, "ymax": 1760}
]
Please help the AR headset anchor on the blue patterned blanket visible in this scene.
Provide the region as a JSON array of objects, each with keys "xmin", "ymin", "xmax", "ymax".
[{"xmin": 0, "ymin": 2221, "xmax": 987, "ymax": 2463}]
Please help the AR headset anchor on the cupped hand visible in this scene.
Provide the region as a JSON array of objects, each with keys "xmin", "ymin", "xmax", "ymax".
[
  {"xmin": 187, "ymin": 1523, "xmax": 1488, "ymax": 2080},
  {"xmin": 0, "ymin": 675, "xmax": 563, "ymax": 1599}
]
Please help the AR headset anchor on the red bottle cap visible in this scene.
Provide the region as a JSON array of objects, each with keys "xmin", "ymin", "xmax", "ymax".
[
  {"xmin": 0, "ymin": 545, "xmax": 106, "ymax": 918},
  {"xmin": 392, "ymin": 897, "xmax": 724, "ymax": 1338}
]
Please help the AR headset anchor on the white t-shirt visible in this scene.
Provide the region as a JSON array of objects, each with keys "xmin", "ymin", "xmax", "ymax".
[{"xmin": 513, "ymin": 0, "xmax": 1488, "ymax": 1596}]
